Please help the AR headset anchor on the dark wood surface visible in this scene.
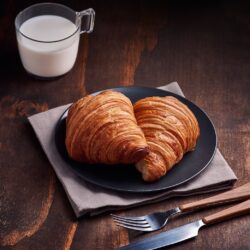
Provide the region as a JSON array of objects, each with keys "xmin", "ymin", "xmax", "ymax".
[{"xmin": 0, "ymin": 1, "xmax": 250, "ymax": 249}]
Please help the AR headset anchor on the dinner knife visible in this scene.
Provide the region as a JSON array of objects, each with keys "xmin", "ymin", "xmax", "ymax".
[{"xmin": 117, "ymin": 199, "xmax": 250, "ymax": 250}]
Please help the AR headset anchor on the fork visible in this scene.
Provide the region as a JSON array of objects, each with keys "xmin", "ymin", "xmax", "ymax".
[{"xmin": 111, "ymin": 182, "xmax": 250, "ymax": 232}]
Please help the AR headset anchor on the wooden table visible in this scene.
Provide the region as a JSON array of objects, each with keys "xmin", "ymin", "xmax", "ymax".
[{"xmin": 0, "ymin": 1, "xmax": 249, "ymax": 249}]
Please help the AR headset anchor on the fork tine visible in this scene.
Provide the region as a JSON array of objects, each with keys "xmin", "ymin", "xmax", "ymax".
[
  {"xmin": 111, "ymin": 215, "xmax": 148, "ymax": 225},
  {"xmin": 112, "ymin": 218, "xmax": 150, "ymax": 227},
  {"xmin": 115, "ymin": 222, "xmax": 153, "ymax": 232},
  {"xmin": 110, "ymin": 214, "xmax": 147, "ymax": 222}
]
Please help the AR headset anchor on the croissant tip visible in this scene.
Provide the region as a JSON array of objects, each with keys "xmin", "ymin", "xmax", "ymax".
[{"xmin": 132, "ymin": 147, "xmax": 149, "ymax": 162}]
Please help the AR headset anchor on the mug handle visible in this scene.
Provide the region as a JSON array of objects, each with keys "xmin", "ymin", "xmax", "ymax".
[{"xmin": 77, "ymin": 8, "xmax": 95, "ymax": 34}]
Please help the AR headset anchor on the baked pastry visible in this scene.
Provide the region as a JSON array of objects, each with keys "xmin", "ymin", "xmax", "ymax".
[
  {"xmin": 65, "ymin": 90, "xmax": 149, "ymax": 164},
  {"xmin": 134, "ymin": 96, "xmax": 200, "ymax": 182}
]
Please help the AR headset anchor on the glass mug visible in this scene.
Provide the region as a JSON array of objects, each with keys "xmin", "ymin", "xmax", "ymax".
[{"xmin": 15, "ymin": 3, "xmax": 95, "ymax": 78}]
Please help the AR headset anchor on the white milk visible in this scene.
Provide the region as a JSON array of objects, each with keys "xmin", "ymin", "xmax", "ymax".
[{"xmin": 17, "ymin": 15, "xmax": 80, "ymax": 77}]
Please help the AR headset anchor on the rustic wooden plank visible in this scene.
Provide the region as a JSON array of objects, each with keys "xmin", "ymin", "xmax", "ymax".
[
  {"xmin": 0, "ymin": 0, "xmax": 89, "ymax": 249},
  {"xmin": 0, "ymin": 1, "xmax": 249, "ymax": 250}
]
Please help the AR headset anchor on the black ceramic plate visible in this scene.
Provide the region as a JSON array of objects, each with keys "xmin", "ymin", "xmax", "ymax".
[{"xmin": 55, "ymin": 86, "xmax": 217, "ymax": 193}]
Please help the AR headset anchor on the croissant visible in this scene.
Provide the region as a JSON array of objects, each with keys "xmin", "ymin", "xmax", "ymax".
[
  {"xmin": 65, "ymin": 90, "xmax": 149, "ymax": 164},
  {"xmin": 134, "ymin": 96, "xmax": 200, "ymax": 182}
]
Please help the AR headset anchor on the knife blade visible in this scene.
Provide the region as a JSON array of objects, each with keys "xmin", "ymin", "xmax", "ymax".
[
  {"xmin": 117, "ymin": 220, "xmax": 205, "ymax": 250},
  {"xmin": 117, "ymin": 199, "xmax": 250, "ymax": 250}
]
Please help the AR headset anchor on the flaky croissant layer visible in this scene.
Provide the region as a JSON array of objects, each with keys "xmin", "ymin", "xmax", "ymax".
[
  {"xmin": 134, "ymin": 96, "xmax": 200, "ymax": 182},
  {"xmin": 65, "ymin": 90, "xmax": 149, "ymax": 164},
  {"xmin": 65, "ymin": 91, "xmax": 200, "ymax": 183}
]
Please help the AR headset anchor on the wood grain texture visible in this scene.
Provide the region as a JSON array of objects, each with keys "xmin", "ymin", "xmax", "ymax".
[
  {"xmin": 0, "ymin": 0, "xmax": 250, "ymax": 250},
  {"xmin": 2, "ymin": 169, "xmax": 55, "ymax": 246},
  {"xmin": 63, "ymin": 222, "xmax": 78, "ymax": 250},
  {"xmin": 203, "ymin": 199, "xmax": 250, "ymax": 225},
  {"xmin": 179, "ymin": 182, "xmax": 250, "ymax": 212}
]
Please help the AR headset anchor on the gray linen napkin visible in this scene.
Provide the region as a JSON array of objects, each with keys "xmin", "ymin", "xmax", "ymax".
[{"xmin": 28, "ymin": 82, "xmax": 237, "ymax": 218}]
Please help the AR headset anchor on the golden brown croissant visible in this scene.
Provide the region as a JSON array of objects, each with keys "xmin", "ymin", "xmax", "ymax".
[
  {"xmin": 65, "ymin": 90, "xmax": 149, "ymax": 164},
  {"xmin": 134, "ymin": 96, "xmax": 200, "ymax": 182}
]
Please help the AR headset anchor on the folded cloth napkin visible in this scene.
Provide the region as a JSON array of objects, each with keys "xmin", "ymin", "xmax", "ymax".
[{"xmin": 28, "ymin": 82, "xmax": 237, "ymax": 218}]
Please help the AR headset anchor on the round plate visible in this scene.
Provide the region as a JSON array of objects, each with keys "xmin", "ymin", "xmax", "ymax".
[{"xmin": 55, "ymin": 86, "xmax": 217, "ymax": 193}]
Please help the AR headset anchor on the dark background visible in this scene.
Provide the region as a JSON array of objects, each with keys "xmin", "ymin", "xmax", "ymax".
[{"xmin": 0, "ymin": 1, "xmax": 249, "ymax": 249}]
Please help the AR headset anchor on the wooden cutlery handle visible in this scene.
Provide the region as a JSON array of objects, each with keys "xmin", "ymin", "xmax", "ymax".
[
  {"xmin": 179, "ymin": 182, "xmax": 250, "ymax": 212},
  {"xmin": 203, "ymin": 199, "xmax": 250, "ymax": 225}
]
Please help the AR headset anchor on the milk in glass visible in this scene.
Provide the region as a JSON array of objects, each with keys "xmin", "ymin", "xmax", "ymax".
[{"xmin": 17, "ymin": 15, "xmax": 79, "ymax": 77}]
